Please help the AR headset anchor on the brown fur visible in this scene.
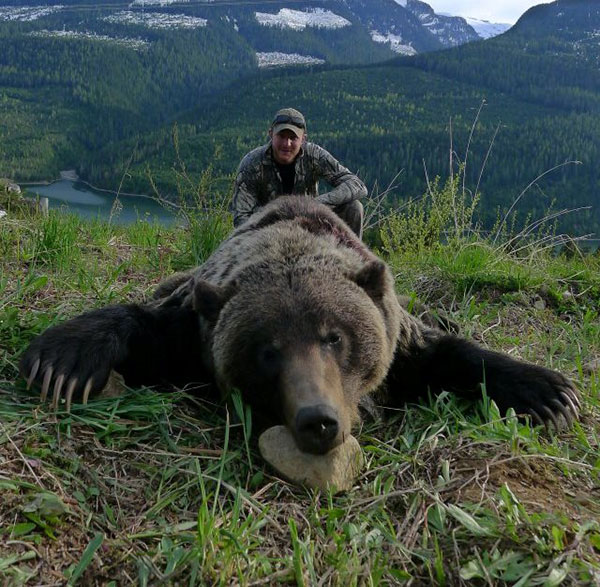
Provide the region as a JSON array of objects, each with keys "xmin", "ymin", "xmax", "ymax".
[{"xmin": 164, "ymin": 197, "xmax": 404, "ymax": 451}]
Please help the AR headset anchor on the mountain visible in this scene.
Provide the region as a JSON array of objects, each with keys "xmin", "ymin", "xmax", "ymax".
[
  {"xmin": 516, "ymin": 0, "xmax": 600, "ymax": 33},
  {"xmin": 513, "ymin": 0, "xmax": 600, "ymax": 65},
  {"xmin": 0, "ymin": 0, "xmax": 484, "ymax": 181}
]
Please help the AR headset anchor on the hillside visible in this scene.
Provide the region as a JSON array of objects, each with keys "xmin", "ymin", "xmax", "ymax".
[{"xmin": 0, "ymin": 0, "xmax": 493, "ymax": 182}]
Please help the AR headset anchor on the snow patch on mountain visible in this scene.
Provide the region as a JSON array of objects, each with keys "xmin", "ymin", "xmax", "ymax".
[
  {"xmin": 370, "ymin": 30, "xmax": 416, "ymax": 55},
  {"xmin": 104, "ymin": 11, "xmax": 207, "ymax": 30},
  {"xmin": 256, "ymin": 52, "xmax": 325, "ymax": 67},
  {"xmin": 131, "ymin": 0, "xmax": 190, "ymax": 5},
  {"xmin": 30, "ymin": 29, "xmax": 149, "ymax": 50},
  {"xmin": 465, "ymin": 17, "xmax": 511, "ymax": 39},
  {"xmin": 0, "ymin": 5, "xmax": 63, "ymax": 21},
  {"xmin": 255, "ymin": 9, "xmax": 351, "ymax": 31},
  {"xmin": 392, "ymin": 0, "xmax": 408, "ymax": 6}
]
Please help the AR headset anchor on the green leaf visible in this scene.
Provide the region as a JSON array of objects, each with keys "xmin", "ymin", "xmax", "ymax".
[
  {"xmin": 389, "ymin": 568, "xmax": 412, "ymax": 580},
  {"xmin": 552, "ymin": 525, "xmax": 565, "ymax": 550},
  {"xmin": 23, "ymin": 492, "xmax": 69, "ymax": 519},
  {"xmin": 9, "ymin": 523, "xmax": 37, "ymax": 537},
  {"xmin": 446, "ymin": 504, "xmax": 493, "ymax": 536},
  {"xmin": 73, "ymin": 491, "xmax": 86, "ymax": 504},
  {"xmin": 460, "ymin": 560, "xmax": 484, "ymax": 580},
  {"xmin": 27, "ymin": 274, "xmax": 48, "ymax": 292},
  {"xmin": 0, "ymin": 481, "xmax": 19, "ymax": 492},
  {"xmin": 544, "ymin": 566, "xmax": 568, "ymax": 586},
  {"xmin": 22, "ymin": 513, "xmax": 56, "ymax": 540},
  {"xmin": 67, "ymin": 532, "xmax": 104, "ymax": 585},
  {"xmin": 0, "ymin": 551, "xmax": 37, "ymax": 571}
]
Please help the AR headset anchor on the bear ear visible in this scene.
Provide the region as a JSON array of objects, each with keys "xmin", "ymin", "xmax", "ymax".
[
  {"xmin": 192, "ymin": 279, "xmax": 236, "ymax": 323},
  {"xmin": 354, "ymin": 260, "xmax": 388, "ymax": 300}
]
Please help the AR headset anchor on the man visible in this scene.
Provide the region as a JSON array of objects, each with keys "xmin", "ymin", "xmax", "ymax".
[{"xmin": 232, "ymin": 108, "xmax": 367, "ymax": 238}]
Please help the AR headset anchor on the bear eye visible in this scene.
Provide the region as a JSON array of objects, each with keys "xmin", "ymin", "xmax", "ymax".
[
  {"xmin": 257, "ymin": 344, "xmax": 282, "ymax": 377},
  {"xmin": 258, "ymin": 345, "xmax": 280, "ymax": 364},
  {"xmin": 322, "ymin": 332, "xmax": 342, "ymax": 347}
]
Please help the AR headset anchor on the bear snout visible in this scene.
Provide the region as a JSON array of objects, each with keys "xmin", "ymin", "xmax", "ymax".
[{"xmin": 294, "ymin": 404, "xmax": 341, "ymax": 455}]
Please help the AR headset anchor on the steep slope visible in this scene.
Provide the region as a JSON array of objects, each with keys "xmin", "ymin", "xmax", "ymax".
[{"xmin": 404, "ymin": 0, "xmax": 480, "ymax": 47}]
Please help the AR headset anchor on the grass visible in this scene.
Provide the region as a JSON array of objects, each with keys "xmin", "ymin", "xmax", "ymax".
[{"xmin": 1, "ymin": 186, "xmax": 600, "ymax": 585}]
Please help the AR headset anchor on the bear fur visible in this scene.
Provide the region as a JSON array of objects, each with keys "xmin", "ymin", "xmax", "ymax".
[{"xmin": 20, "ymin": 197, "xmax": 579, "ymax": 454}]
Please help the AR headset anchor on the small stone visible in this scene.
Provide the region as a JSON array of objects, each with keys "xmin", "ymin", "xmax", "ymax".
[
  {"xmin": 533, "ymin": 295, "xmax": 546, "ymax": 311},
  {"xmin": 259, "ymin": 425, "xmax": 364, "ymax": 493},
  {"xmin": 99, "ymin": 370, "xmax": 127, "ymax": 398}
]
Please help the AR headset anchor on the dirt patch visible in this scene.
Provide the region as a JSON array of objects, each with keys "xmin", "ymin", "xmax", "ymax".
[{"xmin": 453, "ymin": 453, "xmax": 599, "ymax": 521}]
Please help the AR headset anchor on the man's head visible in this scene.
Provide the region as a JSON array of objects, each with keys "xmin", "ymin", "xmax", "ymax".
[{"xmin": 269, "ymin": 108, "xmax": 306, "ymax": 165}]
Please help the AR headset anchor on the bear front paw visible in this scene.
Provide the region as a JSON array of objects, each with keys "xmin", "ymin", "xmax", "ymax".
[
  {"xmin": 20, "ymin": 332, "xmax": 112, "ymax": 412},
  {"xmin": 492, "ymin": 366, "xmax": 581, "ymax": 432},
  {"xmin": 527, "ymin": 379, "xmax": 581, "ymax": 431}
]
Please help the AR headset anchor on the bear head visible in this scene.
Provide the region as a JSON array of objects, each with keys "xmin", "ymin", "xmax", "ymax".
[{"xmin": 191, "ymin": 217, "xmax": 401, "ymax": 455}]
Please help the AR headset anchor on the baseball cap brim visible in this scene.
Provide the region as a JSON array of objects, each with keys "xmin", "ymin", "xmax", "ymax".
[{"xmin": 272, "ymin": 123, "xmax": 304, "ymax": 138}]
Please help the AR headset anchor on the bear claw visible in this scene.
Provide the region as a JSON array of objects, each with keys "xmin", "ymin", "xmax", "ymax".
[
  {"xmin": 565, "ymin": 386, "xmax": 581, "ymax": 410},
  {"xmin": 541, "ymin": 405, "xmax": 560, "ymax": 432},
  {"xmin": 560, "ymin": 390, "xmax": 579, "ymax": 418},
  {"xmin": 65, "ymin": 378, "xmax": 78, "ymax": 413},
  {"xmin": 26, "ymin": 356, "xmax": 96, "ymax": 412},
  {"xmin": 26, "ymin": 358, "xmax": 40, "ymax": 390},
  {"xmin": 52, "ymin": 374, "xmax": 65, "ymax": 410},
  {"xmin": 551, "ymin": 398, "xmax": 573, "ymax": 427},
  {"xmin": 82, "ymin": 378, "xmax": 93, "ymax": 405},
  {"xmin": 528, "ymin": 408, "xmax": 543, "ymax": 427},
  {"xmin": 40, "ymin": 366, "xmax": 53, "ymax": 403}
]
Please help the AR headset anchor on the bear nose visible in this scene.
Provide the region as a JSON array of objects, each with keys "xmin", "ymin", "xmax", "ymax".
[{"xmin": 295, "ymin": 404, "xmax": 340, "ymax": 455}]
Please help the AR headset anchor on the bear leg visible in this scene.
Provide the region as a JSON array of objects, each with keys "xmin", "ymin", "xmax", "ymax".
[
  {"xmin": 384, "ymin": 330, "xmax": 580, "ymax": 429},
  {"xmin": 20, "ymin": 302, "xmax": 205, "ymax": 410}
]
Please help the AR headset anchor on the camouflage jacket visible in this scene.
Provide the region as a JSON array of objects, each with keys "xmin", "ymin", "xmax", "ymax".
[{"xmin": 232, "ymin": 141, "xmax": 367, "ymax": 227}]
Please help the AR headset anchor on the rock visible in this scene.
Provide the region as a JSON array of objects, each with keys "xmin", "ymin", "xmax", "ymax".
[
  {"xmin": 0, "ymin": 178, "xmax": 21, "ymax": 194},
  {"xmin": 259, "ymin": 425, "xmax": 364, "ymax": 493},
  {"xmin": 99, "ymin": 370, "xmax": 127, "ymax": 398}
]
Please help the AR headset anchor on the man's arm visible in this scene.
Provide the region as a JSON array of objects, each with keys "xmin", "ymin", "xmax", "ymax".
[
  {"xmin": 232, "ymin": 157, "xmax": 262, "ymax": 228},
  {"xmin": 311, "ymin": 144, "xmax": 368, "ymax": 207},
  {"xmin": 232, "ymin": 172, "xmax": 259, "ymax": 228}
]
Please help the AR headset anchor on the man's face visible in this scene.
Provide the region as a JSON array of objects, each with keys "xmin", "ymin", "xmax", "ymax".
[{"xmin": 270, "ymin": 129, "xmax": 304, "ymax": 165}]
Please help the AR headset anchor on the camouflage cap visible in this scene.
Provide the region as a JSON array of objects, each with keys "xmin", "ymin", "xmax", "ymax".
[{"xmin": 271, "ymin": 108, "xmax": 306, "ymax": 138}]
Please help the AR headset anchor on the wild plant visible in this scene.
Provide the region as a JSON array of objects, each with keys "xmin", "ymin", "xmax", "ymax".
[{"xmin": 146, "ymin": 125, "xmax": 233, "ymax": 269}]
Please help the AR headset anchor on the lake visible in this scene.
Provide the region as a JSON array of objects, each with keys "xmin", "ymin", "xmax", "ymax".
[{"xmin": 25, "ymin": 179, "xmax": 178, "ymax": 225}]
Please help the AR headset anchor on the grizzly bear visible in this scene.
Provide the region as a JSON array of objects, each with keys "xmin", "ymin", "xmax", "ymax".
[{"xmin": 20, "ymin": 197, "xmax": 579, "ymax": 455}]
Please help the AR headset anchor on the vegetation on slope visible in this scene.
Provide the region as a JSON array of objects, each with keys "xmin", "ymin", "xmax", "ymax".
[
  {"xmin": 1, "ymin": 177, "xmax": 599, "ymax": 584},
  {"xmin": 99, "ymin": 65, "xmax": 600, "ymax": 235}
]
